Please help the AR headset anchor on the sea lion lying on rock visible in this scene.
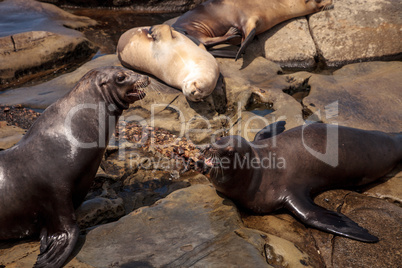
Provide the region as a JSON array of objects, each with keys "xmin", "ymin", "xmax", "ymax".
[
  {"xmin": 0, "ymin": 66, "xmax": 150, "ymax": 267},
  {"xmin": 117, "ymin": 24, "xmax": 220, "ymax": 102},
  {"xmin": 203, "ymin": 122, "xmax": 401, "ymax": 242},
  {"xmin": 172, "ymin": 0, "xmax": 333, "ymax": 60}
]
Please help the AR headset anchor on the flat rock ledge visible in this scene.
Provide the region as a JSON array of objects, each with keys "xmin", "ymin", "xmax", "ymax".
[{"xmin": 0, "ymin": 0, "xmax": 97, "ymax": 89}]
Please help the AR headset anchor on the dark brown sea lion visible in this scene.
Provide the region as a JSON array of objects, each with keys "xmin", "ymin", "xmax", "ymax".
[
  {"xmin": 0, "ymin": 66, "xmax": 150, "ymax": 267},
  {"xmin": 172, "ymin": 0, "xmax": 333, "ymax": 60},
  {"xmin": 203, "ymin": 122, "xmax": 402, "ymax": 242}
]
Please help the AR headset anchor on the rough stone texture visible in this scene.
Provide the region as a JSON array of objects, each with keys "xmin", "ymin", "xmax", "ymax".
[
  {"xmin": 243, "ymin": 213, "xmax": 326, "ymax": 267},
  {"xmin": 75, "ymin": 185, "xmax": 272, "ymax": 267},
  {"xmin": 0, "ymin": 122, "xmax": 26, "ymax": 150},
  {"xmin": 0, "ymin": 241, "xmax": 94, "ymax": 268},
  {"xmin": 247, "ymin": 17, "xmax": 318, "ymax": 70},
  {"xmin": 312, "ymin": 190, "xmax": 402, "ymax": 268},
  {"xmin": 41, "ymin": 0, "xmax": 207, "ymax": 11},
  {"xmin": 76, "ymin": 197, "xmax": 125, "ymax": 229},
  {"xmin": 0, "ymin": 0, "xmax": 97, "ymax": 89},
  {"xmin": 309, "ymin": 0, "xmax": 402, "ymax": 68},
  {"xmin": 216, "ymin": 56, "xmax": 305, "ymax": 140},
  {"xmin": 304, "ymin": 61, "xmax": 402, "ymax": 132},
  {"xmin": 365, "ymin": 165, "xmax": 402, "ymax": 204}
]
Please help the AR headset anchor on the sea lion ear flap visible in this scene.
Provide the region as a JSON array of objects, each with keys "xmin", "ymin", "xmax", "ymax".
[
  {"xmin": 226, "ymin": 146, "xmax": 235, "ymax": 154},
  {"xmin": 97, "ymin": 73, "xmax": 109, "ymax": 87}
]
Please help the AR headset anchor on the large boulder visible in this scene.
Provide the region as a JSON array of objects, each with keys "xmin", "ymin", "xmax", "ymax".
[
  {"xmin": 309, "ymin": 0, "xmax": 402, "ymax": 68},
  {"xmin": 246, "ymin": 17, "xmax": 318, "ymax": 70},
  {"xmin": 0, "ymin": 0, "xmax": 97, "ymax": 89}
]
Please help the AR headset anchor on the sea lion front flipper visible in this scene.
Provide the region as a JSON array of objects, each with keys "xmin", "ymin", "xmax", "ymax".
[
  {"xmin": 34, "ymin": 210, "xmax": 80, "ymax": 268},
  {"xmin": 285, "ymin": 193, "xmax": 379, "ymax": 243},
  {"xmin": 236, "ymin": 27, "xmax": 255, "ymax": 60},
  {"xmin": 236, "ymin": 16, "xmax": 258, "ymax": 61},
  {"xmin": 253, "ymin": 121, "xmax": 286, "ymax": 141}
]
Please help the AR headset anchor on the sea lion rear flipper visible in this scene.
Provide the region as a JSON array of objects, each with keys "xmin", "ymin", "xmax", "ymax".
[
  {"xmin": 202, "ymin": 27, "xmax": 242, "ymax": 48},
  {"xmin": 34, "ymin": 221, "xmax": 79, "ymax": 267},
  {"xmin": 253, "ymin": 121, "xmax": 286, "ymax": 141},
  {"xmin": 236, "ymin": 27, "xmax": 256, "ymax": 61},
  {"xmin": 285, "ymin": 193, "xmax": 379, "ymax": 243},
  {"xmin": 209, "ymin": 48, "xmax": 238, "ymax": 58}
]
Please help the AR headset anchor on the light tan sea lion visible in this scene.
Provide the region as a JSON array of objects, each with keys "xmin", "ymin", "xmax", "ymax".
[
  {"xmin": 172, "ymin": 0, "xmax": 333, "ymax": 60},
  {"xmin": 117, "ymin": 24, "xmax": 220, "ymax": 102}
]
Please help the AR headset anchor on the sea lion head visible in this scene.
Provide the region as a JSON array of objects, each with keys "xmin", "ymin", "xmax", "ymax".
[
  {"xmin": 305, "ymin": 0, "xmax": 333, "ymax": 11},
  {"xmin": 182, "ymin": 63, "xmax": 219, "ymax": 102},
  {"xmin": 95, "ymin": 66, "xmax": 150, "ymax": 111},
  {"xmin": 183, "ymin": 77, "xmax": 210, "ymax": 102},
  {"xmin": 203, "ymin": 135, "xmax": 254, "ymax": 189}
]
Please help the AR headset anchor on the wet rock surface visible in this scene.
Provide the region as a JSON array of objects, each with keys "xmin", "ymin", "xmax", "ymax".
[{"xmin": 0, "ymin": 0, "xmax": 97, "ymax": 89}]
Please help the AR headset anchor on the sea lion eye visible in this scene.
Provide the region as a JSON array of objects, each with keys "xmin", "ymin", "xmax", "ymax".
[{"xmin": 117, "ymin": 74, "xmax": 126, "ymax": 82}]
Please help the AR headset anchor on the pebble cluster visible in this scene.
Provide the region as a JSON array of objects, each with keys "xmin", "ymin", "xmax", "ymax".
[
  {"xmin": 115, "ymin": 121, "xmax": 204, "ymax": 172},
  {"xmin": 0, "ymin": 106, "xmax": 40, "ymax": 129}
]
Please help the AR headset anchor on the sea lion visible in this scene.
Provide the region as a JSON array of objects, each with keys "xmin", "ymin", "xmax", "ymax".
[
  {"xmin": 0, "ymin": 66, "xmax": 150, "ymax": 267},
  {"xmin": 172, "ymin": 0, "xmax": 333, "ymax": 60},
  {"xmin": 117, "ymin": 24, "xmax": 220, "ymax": 102},
  {"xmin": 203, "ymin": 122, "xmax": 402, "ymax": 242}
]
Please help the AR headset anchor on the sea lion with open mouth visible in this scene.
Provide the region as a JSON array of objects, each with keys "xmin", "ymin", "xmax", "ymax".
[
  {"xmin": 0, "ymin": 66, "xmax": 150, "ymax": 267},
  {"xmin": 202, "ymin": 122, "xmax": 402, "ymax": 242},
  {"xmin": 172, "ymin": 0, "xmax": 333, "ymax": 60}
]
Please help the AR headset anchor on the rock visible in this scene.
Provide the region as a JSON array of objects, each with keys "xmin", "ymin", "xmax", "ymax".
[
  {"xmin": 247, "ymin": 17, "xmax": 318, "ymax": 70},
  {"xmin": 312, "ymin": 190, "xmax": 402, "ymax": 268},
  {"xmin": 364, "ymin": 165, "xmax": 402, "ymax": 204},
  {"xmin": 0, "ymin": 0, "xmax": 97, "ymax": 89},
  {"xmin": 309, "ymin": 0, "xmax": 402, "ymax": 68},
  {"xmin": 0, "ymin": 55, "xmax": 120, "ymax": 109},
  {"xmin": 0, "ymin": 241, "xmax": 94, "ymax": 268},
  {"xmin": 242, "ymin": 213, "xmax": 326, "ymax": 267},
  {"xmin": 76, "ymin": 197, "xmax": 125, "ymax": 229},
  {"xmin": 0, "ymin": 122, "xmax": 26, "ymax": 150},
  {"xmin": 75, "ymin": 185, "xmax": 271, "ymax": 267},
  {"xmin": 304, "ymin": 61, "xmax": 402, "ymax": 132},
  {"xmin": 41, "ymin": 0, "xmax": 207, "ymax": 11},
  {"xmin": 217, "ymin": 57, "xmax": 305, "ymax": 139}
]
